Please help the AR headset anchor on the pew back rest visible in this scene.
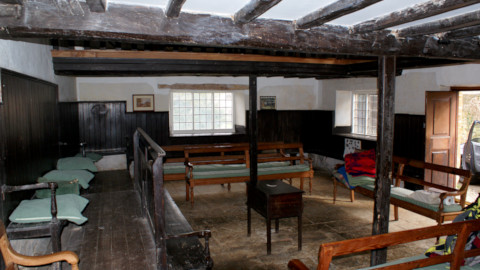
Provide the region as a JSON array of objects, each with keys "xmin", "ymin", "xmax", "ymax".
[
  {"xmin": 257, "ymin": 142, "xmax": 308, "ymax": 165},
  {"xmin": 393, "ymin": 156, "xmax": 472, "ymax": 207},
  {"xmin": 316, "ymin": 220, "xmax": 480, "ymax": 270}
]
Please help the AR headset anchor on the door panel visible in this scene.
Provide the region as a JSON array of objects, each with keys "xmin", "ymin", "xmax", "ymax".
[{"xmin": 425, "ymin": 91, "xmax": 457, "ymax": 187}]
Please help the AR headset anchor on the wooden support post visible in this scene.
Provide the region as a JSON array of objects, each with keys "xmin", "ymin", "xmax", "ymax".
[
  {"xmin": 249, "ymin": 75, "xmax": 258, "ymax": 189},
  {"xmin": 371, "ymin": 55, "xmax": 396, "ymax": 266}
]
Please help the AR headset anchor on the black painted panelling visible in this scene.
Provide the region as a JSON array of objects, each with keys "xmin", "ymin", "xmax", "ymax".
[
  {"xmin": 0, "ymin": 69, "xmax": 59, "ymax": 224},
  {"xmin": 78, "ymin": 102, "xmax": 126, "ymax": 153},
  {"xmin": 58, "ymin": 102, "xmax": 80, "ymax": 157},
  {"xmin": 394, "ymin": 114, "xmax": 426, "ymax": 161},
  {"xmin": 74, "ymin": 102, "xmax": 426, "ymax": 164}
]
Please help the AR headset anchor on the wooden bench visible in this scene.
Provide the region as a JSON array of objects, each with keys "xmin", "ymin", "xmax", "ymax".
[
  {"xmin": 288, "ymin": 219, "xmax": 480, "ymax": 270},
  {"xmin": 1, "ymin": 182, "xmax": 68, "ymax": 270},
  {"xmin": 185, "ymin": 142, "xmax": 314, "ymax": 205},
  {"xmin": 161, "ymin": 142, "xmax": 285, "ymax": 181},
  {"xmin": 332, "ymin": 156, "xmax": 472, "ymax": 225}
]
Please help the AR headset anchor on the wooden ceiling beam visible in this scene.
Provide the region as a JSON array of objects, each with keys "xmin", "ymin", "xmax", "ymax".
[
  {"xmin": 86, "ymin": 0, "xmax": 106, "ymax": 13},
  {"xmin": 441, "ymin": 25, "xmax": 480, "ymax": 40},
  {"xmin": 352, "ymin": 0, "xmax": 480, "ymax": 33},
  {"xmin": 234, "ymin": 0, "xmax": 282, "ymax": 24},
  {"xmin": 52, "ymin": 0, "xmax": 84, "ymax": 16},
  {"xmin": 51, "ymin": 57, "xmax": 351, "ymax": 77},
  {"xmin": 397, "ymin": 10, "xmax": 480, "ymax": 37},
  {"xmin": 51, "ymin": 50, "xmax": 374, "ymax": 65},
  {"xmin": 0, "ymin": 3, "xmax": 21, "ymax": 17},
  {"xmin": 165, "ymin": 0, "xmax": 186, "ymax": 18},
  {"xmin": 295, "ymin": 0, "xmax": 381, "ymax": 29},
  {"xmin": 1, "ymin": 3, "xmax": 480, "ymax": 59}
]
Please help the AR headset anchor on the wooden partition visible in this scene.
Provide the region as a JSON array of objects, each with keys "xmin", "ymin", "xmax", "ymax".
[
  {"xmin": 133, "ymin": 128, "xmax": 167, "ymax": 269},
  {"xmin": 0, "ymin": 69, "xmax": 59, "ymax": 224}
]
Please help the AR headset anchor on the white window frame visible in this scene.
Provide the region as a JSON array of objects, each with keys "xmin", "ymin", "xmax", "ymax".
[
  {"xmin": 352, "ymin": 90, "xmax": 377, "ymax": 137},
  {"xmin": 169, "ymin": 90, "xmax": 235, "ymax": 136},
  {"xmin": 334, "ymin": 89, "xmax": 377, "ymax": 139}
]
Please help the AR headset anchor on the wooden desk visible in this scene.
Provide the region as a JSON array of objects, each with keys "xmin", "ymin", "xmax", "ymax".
[{"xmin": 247, "ymin": 180, "xmax": 304, "ymax": 254}]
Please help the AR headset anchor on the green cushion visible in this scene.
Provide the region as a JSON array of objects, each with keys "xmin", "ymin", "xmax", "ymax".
[
  {"xmin": 258, "ymin": 161, "xmax": 291, "ymax": 168},
  {"xmin": 192, "ymin": 168, "xmax": 250, "ymax": 179},
  {"xmin": 57, "ymin": 157, "xmax": 98, "ymax": 172},
  {"xmin": 165, "ymin": 161, "xmax": 291, "ymax": 175},
  {"xmin": 191, "ymin": 164, "xmax": 311, "ymax": 179},
  {"xmin": 9, "ymin": 194, "xmax": 89, "ymax": 225},
  {"xmin": 35, "ymin": 178, "xmax": 80, "ymax": 198},
  {"xmin": 75, "ymin": 152, "xmax": 103, "ymax": 162},
  {"xmin": 359, "ymin": 185, "xmax": 463, "ymax": 213},
  {"xmin": 257, "ymin": 164, "xmax": 310, "ymax": 175},
  {"xmin": 347, "ymin": 175, "xmax": 375, "ymax": 187},
  {"xmin": 43, "ymin": 169, "xmax": 94, "ymax": 189}
]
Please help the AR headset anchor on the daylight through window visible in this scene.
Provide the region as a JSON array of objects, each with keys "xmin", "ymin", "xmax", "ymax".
[
  {"xmin": 170, "ymin": 91, "xmax": 234, "ymax": 135},
  {"xmin": 352, "ymin": 92, "xmax": 377, "ymax": 136}
]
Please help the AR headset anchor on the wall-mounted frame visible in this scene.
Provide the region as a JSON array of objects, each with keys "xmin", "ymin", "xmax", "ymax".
[
  {"xmin": 133, "ymin": 94, "xmax": 154, "ymax": 112},
  {"xmin": 260, "ymin": 96, "xmax": 276, "ymax": 110}
]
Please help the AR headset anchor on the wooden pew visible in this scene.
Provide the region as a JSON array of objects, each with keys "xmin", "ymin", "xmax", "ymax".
[
  {"xmin": 185, "ymin": 142, "xmax": 314, "ymax": 205},
  {"xmin": 288, "ymin": 219, "xmax": 480, "ymax": 270},
  {"xmin": 332, "ymin": 156, "xmax": 472, "ymax": 225}
]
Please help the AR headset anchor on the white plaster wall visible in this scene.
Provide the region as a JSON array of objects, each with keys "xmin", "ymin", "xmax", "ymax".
[
  {"xmin": 0, "ymin": 39, "xmax": 76, "ymax": 101},
  {"xmin": 257, "ymin": 77, "xmax": 320, "ymax": 110},
  {"xmin": 319, "ymin": 63, "xmax": 480, "ymax": 115},
  {"xmin": 77, "ymin": 76, "xmax": 320, "ymax": 112}
]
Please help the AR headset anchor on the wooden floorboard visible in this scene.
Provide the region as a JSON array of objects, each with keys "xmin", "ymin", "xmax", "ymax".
[{"xmin": 11, "ymin": 170, "xmax": 156, "ymax": 270}]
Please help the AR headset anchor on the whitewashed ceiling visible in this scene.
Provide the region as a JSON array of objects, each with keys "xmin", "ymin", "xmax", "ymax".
[{"xmin": 109, "ymin": 0, "xmax": 480, "ymax": 29}]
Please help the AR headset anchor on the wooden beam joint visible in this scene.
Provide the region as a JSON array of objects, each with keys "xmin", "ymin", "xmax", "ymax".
[{"xmin": 234, "ymin": 0, "xmax": 282, "ymax": 24}]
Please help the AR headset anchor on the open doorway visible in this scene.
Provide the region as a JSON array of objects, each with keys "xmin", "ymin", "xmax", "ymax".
[{"xmin": 457, "ymin": 90, "xmax": 480, "ymax": 171}]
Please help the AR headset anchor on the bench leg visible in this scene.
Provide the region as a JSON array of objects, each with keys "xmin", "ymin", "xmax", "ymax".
[
  {"xmin": 266, "ymin": 218, "xmax": 271, "ymax": 255},
  {"xmin": 299, "ymin": 178, "xmax": 304, "ymax": 191},
  {"xmin": 50, "ymin": 222, "xmax": 63, "ymax": 270},
  {"xmin": 394, "ymin": 205, "xmax": 399, "ymax": 221},
  {"xmin": 228, "ymin": 183, "xmax": 231, "ymax": 191},
  {"xmin": 186, "ymin": 182, "xmax": 190, "ymax": 201},
  {"xmin": 190, "ymin": 186, "xmax": 195, "ymax": 207},
  {"xmin": 350, "ymin": 190, "xmax": 355, "ymax": 202}
]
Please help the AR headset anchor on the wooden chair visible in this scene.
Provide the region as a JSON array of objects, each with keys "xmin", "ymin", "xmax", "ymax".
[{"xmin": 0, "ymin": 220, "xmax": 79, "ymax": 270}]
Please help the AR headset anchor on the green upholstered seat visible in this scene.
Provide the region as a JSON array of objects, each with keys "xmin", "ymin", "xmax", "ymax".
[{"xmin": 360, "ymin": 184, "xmax": 463, "ymax": 213}]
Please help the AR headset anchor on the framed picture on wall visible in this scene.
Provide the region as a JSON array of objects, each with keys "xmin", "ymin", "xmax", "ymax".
[
  {"xmin": 260, "ymin": 96, "xmax": 276, "ymax": 110},
  {"xmin": 133, "ymin": 94, "xmax": 154, "ymax": 111}
]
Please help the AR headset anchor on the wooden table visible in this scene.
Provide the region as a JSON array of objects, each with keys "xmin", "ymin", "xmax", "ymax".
[{"xmin": 247, "ymin": 179, "xmax": 304, "ymax": 254}]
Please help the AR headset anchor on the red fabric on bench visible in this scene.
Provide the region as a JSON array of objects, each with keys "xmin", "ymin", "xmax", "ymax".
[{"xmin": 344, "ymin": 149, "xmax": 376, "ymax": 178}]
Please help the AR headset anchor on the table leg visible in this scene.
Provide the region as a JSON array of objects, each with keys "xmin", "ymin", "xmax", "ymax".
[
  {"xmin": 275, "ymin": 219, "xmax": 279, "ymax": 233},
  {"xmin": 267, "ymin": 218, "xmax": 271, "ymax": 255},
  {"xmin": 298, "ymin": 214, "xmax": 302, "ymax": 251},
  {"xmin": 247, "ymin": 206, "xmax": 251, "ymax": 236}
]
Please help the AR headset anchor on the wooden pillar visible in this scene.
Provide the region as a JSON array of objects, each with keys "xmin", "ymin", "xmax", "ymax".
[
  {"xmin": 248, "ymin": 75, "xmax": 258, "ymax": 188},
  {"xmin": 371, "ymin": 55, "xmax": 396, "ymax": 266}
]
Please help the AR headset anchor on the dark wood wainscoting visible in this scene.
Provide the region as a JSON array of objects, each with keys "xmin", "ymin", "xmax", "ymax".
[
  {"xmin": 394, "ymin": 114, "xmax": 425, "ymax": 161},
  {"xmin": 61, "ymin": 102, "xmax": 426, "ymax": 165},
  {"xmin": 0, "ymin": 69, "xmax": 59, "ymax": 223}
]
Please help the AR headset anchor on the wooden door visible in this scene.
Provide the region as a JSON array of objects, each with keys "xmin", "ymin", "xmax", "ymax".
[{"xmin": 425, "ymin": 91, "xmax": 457, "ymax": 187}]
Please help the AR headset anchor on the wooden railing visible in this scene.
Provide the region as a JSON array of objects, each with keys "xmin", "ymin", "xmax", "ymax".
[
  {"xmin": 133, "ymin": 128, "xmax": 167, "ymax": 269},
  {"xmin": 133, "ymin": 128, "xmax": 213, "ymax": 270}
]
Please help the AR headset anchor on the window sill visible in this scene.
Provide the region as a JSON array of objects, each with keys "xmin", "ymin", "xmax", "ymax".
[
  {"xmin": 335, "ymin": 133, "xmax": 377, "ymax": 141},
  {"xmin": 170, "ymin": 132, "xmax": 235, "ymax": 137}
]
